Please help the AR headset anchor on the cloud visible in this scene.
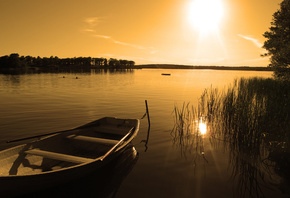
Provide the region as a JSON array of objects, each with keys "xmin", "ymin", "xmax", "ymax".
[
  {"xmin": 83, "ymin": 17, "xmax": 102, "ymax": 33},
  {"xmin": 111, "ymin": 38, "xmax": 157, "ymax": 53},
  {"xmin": 85, "ymin": 17, "xmax": 101, "ymax": 27},
  {"xmin": 150, "ymin": 50, "xmax": 158, "ymax": 54},
  {"xmin": 83, "ymin": 17, "xmax": 157, "ymax": 53},
  {"xmin": 93, "ymin": 35, "xmax": 149, "ymax": 50},
  {"xmin": 93, "ymin": 34, "xmax": 111, "ymax": 39},
  {"xmin": 238, "ymin": 34, "xmax": 263, "ymax": 48},
  {"xmin": 83, "ymin": 29, "xmax": 96, "ymax": 33},
  {"xmin": 113, "ymin": 40, "xmax": 147, "ymax": 50},
  {"xmin": 96, "ymin": 54, "xmax": 171, "ymax": 64}
]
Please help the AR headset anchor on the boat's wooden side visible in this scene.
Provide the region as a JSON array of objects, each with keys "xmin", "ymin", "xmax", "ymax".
[{"xmin": 0, "ymin": 117, "xmax": 140, "ymax": 197}]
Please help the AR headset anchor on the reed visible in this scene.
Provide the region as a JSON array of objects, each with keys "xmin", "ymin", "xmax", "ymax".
[
  {"xmin": 172, "ymin": 102, "xmax": 207, "ymax": 163},
  {"xmin": 172, "ymin": 77, "xmax": 290, "ymax": 197}
]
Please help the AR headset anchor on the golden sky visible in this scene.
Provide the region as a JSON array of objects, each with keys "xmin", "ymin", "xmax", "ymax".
[{"xmin": 0, "ymin": 0, "xmax": 282, "ymax": 66}]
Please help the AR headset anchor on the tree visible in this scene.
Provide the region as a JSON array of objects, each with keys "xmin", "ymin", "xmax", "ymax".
[
  {"xmin": 262, "ymin": 0, "xmax": 290, "ymax": 80},
  {"xmin": 0, "ymin": 55, "xmax": 9, "ymax": 68},
  {"xmin": 129, "ymin": 61, "xmax": 135, "ymax": 67},
  {"xmin": 8, "ymin": 53, "xmax": 21, "ymax": 68},
  {"xmin": 35, "ymin": 56, "xmax": 43, "ymax": 66},
  {"xmin": 25, "ymin": 56, "xmax": 33, "ymax": 66},
  {"xmin": 108, "ymin": 58, "xmax": 119, "ymax": 68}
]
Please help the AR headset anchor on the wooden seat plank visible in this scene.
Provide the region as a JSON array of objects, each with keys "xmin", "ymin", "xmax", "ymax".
[
  {"xmin": 24, "ymin": 149, "xmax": 93, "ymax": 164},
  {"xmin": 67, "ymin": 135, "xmax": 119, "ymax": 145}
]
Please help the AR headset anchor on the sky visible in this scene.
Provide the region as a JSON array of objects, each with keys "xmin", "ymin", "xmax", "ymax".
[{"xmin": 0, "ymin": 0, "xmax": 283, "ymax": 66}]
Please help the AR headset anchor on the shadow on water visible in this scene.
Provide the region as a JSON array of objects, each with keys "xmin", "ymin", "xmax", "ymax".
[
  {"xmin": 172, "ymin": 77, "xmax": 290, "ymax": 198},
  {"xmin": 13, "ymin": 145, "xmax": 139, "ymax": 198}
]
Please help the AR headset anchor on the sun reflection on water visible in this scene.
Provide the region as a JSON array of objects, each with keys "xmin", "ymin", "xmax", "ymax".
[
  {"xmin": 199, "ymin": 122, "xmax": 207, "ymax": 135},
  {"xmin": 196, "ymin": 117, "xmax": 207, "ymax": 135}
]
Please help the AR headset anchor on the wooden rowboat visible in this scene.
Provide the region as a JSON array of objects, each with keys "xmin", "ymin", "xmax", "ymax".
[{"xmin": 0, "ymin": 117, "xmax": 140, "ymax": 197}]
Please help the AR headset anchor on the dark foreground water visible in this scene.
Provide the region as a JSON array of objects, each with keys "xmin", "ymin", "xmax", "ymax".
[{"xmin": 0, "ymin": 69, "xmax": 288, "ymax": 198}]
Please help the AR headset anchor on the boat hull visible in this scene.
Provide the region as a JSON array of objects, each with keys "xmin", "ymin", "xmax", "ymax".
[
  {"xmin": 0, "ymin": 117, "xmax": 140, "ymax": 197},
  {"xmin": 1, "ymin": 147, "xmax": 123, "ymax": 197}
]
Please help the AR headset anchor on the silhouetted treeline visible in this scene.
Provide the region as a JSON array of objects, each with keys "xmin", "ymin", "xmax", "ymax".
[{"xmin": 0, "ymin": 53, "xmax": 135, "ymax": 69}]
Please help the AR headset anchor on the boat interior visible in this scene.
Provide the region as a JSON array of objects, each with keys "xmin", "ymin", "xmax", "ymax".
[{"xmin": 0, "ymin": 117, "xmax": 138, "ymax": 176}]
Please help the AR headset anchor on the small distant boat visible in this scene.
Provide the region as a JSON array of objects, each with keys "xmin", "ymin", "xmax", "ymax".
[
  {"xmin": 161, "ymin": 73, "xmax": 171, "ymax": 76},
  {"xmin": 0, "ymin": 117, "xmax": 140, "ymax": 197}
]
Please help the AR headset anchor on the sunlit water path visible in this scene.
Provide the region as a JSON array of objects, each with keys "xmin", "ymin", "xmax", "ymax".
[{"xmin": 1, "ymin": 69, "xmax": 286, "ymax": 198}]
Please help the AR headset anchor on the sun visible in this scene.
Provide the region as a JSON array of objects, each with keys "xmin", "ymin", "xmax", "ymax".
[{"xmin": 188, "ymin": 0, "xmax": 224, "ymax": 34}]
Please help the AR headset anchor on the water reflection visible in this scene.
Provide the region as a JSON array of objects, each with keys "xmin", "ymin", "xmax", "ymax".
[
  {"xmin": 0, "ymin": 67, "xmax": 135, "ymax": 75},
  {"xmin": 172, "ymin": 77, "xmax": 290, "ymax": 198},
  {"xmin": 0, "ymin": 68, "xmax": 135, "ymax": 92},
  {"xmin": 0, "ymin": 75, "xmax": 21, "ymax": 86},
  {"xmin": 140, "ymin": 117, "xmax": 151, "ymax": 152},
  {"xmin": 198, "ymin": 118, "xmax": 207, "ymax": 135},
  {"xmin": 171, "ymin": 104, "xmax": 209, "ymax": 165}
]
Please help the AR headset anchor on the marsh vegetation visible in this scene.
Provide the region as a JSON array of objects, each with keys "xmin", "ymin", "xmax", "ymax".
[{"xmin": 172, "ymin": 77, "xmax": 290, "ymax": 197}]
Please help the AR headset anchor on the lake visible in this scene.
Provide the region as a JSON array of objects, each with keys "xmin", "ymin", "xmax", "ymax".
[{"xmin": 0, "ymin": 69, "xmax": 287, "ymax": 198}]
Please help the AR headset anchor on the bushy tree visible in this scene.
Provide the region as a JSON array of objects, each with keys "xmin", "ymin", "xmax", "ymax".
[
  {"xmin": 262, "ymin": 0, "xmax": 290, "ymax": 80},
  {"xmin": 8, "ymin": 53, "xmax": 21, "ymax": 68}
]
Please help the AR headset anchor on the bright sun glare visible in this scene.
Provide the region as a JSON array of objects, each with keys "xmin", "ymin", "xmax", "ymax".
[
  {"xmin": 188, "ymin": 0, "xmax": 224, "ymax": 33},
  {"xmin": 199, "ymin": 122, "xmax": 207, "ymax": 135}
]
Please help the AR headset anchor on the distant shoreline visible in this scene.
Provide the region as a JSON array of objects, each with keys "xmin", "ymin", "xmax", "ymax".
[
  {"xmin": 137, "ymin": 64, "xmax": 273, "ymax": 71},
  {"xmin": 0, "ymin": 64, "xmax": 273, "ymax": 74}
]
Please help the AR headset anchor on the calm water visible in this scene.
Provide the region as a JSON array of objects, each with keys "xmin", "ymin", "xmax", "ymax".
[{"xmin": 0, "ymin": 69, "xmax": 286, "ymax": 198}]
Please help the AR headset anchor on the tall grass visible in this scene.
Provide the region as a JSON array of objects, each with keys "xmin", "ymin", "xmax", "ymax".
[
  {"xmin": 172, "ymin": 77, "xmax": 290, "ymax": 197},
  {"xmin": 172, "ymin": 103, "xmax": 199, "ymax": 159}
]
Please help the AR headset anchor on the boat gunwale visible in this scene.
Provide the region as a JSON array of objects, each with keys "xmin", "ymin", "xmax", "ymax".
[{"xmin": 0, "ymin": 117, "xmax": 140, "ymax": 178}]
